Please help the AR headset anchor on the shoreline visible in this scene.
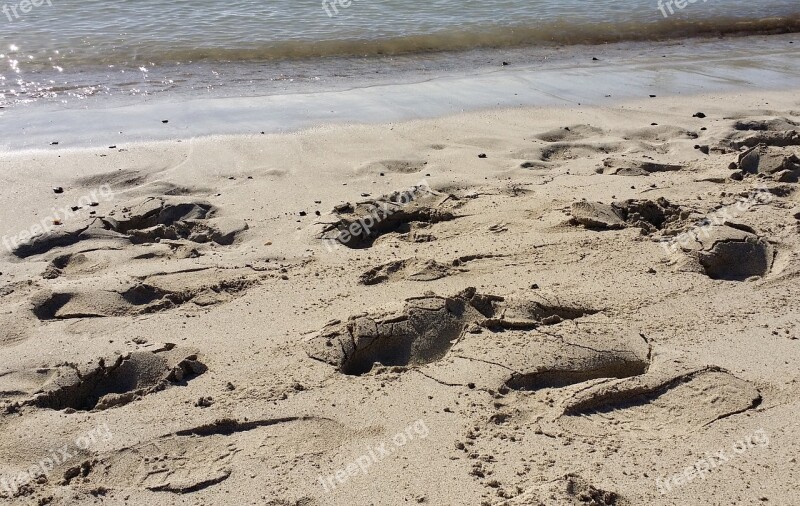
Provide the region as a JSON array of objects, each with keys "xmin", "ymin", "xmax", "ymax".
[{"xmin": 2, "ymin": 33, "xmax": 798, "ymax": 151}]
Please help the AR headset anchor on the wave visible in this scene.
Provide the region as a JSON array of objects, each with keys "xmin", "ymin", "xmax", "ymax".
[{"xmin": 24, "ymin": 15, "xmax": 800, "ymax": 67}]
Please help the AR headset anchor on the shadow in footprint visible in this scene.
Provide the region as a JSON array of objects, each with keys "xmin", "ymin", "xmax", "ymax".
[
  {"xmin": 505, "ymin": 358, "xmax": 648, "ymax": 391},
  {"xmin": 19, "ymin": 349, "xmax": 206, "ymax": 412}
]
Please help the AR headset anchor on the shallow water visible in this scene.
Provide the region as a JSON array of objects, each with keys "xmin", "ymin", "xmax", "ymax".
[{"xmin": 1, "ymin": 0, "xmax": 799, "ymax": 107}]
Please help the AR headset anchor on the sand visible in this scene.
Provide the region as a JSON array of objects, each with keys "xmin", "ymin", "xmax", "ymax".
[{"xmin": 0, "ymin": 87, "xmax": 799, "ymax": 505}]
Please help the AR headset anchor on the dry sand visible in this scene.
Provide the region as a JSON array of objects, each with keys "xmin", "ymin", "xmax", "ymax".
[{"xmin": 1, "ymin": 88, "xmax": 799, "ymax": 505}]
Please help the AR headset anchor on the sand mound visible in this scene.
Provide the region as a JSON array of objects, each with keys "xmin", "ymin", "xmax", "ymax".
[
  {"xmin": 570, "ymin": 202, "xmax": 626, "ymax": 230},
  {"xmin": 424, "ymin": 316, "xmax": 647, "ymax": 391},
  {"xmin": 730, "ymin": 131, "xmax": 800, "ymax": 149}
]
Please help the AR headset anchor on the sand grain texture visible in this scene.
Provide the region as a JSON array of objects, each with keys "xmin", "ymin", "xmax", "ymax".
[{"xmin": 1, "ymin": 89, "xmax": 799, "ymax": 505}]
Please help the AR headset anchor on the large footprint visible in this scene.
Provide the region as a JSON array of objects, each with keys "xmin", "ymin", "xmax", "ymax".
[{"xmin": 554, "ymin": 366, "xmax": 761, "ymax": 437}]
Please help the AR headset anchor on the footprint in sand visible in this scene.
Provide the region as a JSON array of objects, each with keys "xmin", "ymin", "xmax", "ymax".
[
  {"xmin": 556, "ymin": 366, "xmax": 761, "ymax": 437},
  {"xmin": 727, "ymin": 117, "xmax": 800, "ymax": 149},
  {"xmin": 621, "ymin": 125, "xmax": 694, "ymax": 143},
  {"xmin": 77, "ymin": 417, "xmax": 359, "ymax": 496},
  {"xmin": 597, "ymin": 157, "xmax": 683, "ymax": 176},
  {"xmin": 305, "ymin": 287, "xmax": 609, "ymax": 377},
  {"xmin": 535, "ymin": 124, "xmax": 605, "ymax": 143},
  {"xmin": 317, "ymin": 185, "xmax": 459, "ymax": 249},
  {"xmin": 355, "ymin": 159, "xmax": 428, "ymax": 175},
  {"xmin": 536, "ymin": 142, "xmax": 623, "ymax": 163},
  {"xmin": 569, "ymin": 198, "xmax": 688, "ymax": 234},
  {"xmin": 1, "ymin": 347, "xmax": 207, "ymax": 413},
  {"xmin": 30, "ymin": 268, "xmax": 260, "ymax": 320},
  {"xmin": 358, "ymin": 258, "xmax": 455, "ymax": 285},
  {"xmin": 671, "ymin": 224, "xmax": 776, "ymax": 281},
  {"xmin": 9, "ymin": 196, "xmax": 248, "ymax": 258},
  {"xmin": 358, "ymin": 254, "xmax": 508, "ymax": 285},
  {"xmin": 74, "ymin": 169, "xmax": 150, "ymax": 189}
]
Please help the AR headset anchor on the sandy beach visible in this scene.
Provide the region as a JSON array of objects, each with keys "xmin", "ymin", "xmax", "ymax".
[{"xmin": 1, "ymin": 66, "xmax": 799, "ymax": 505}]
